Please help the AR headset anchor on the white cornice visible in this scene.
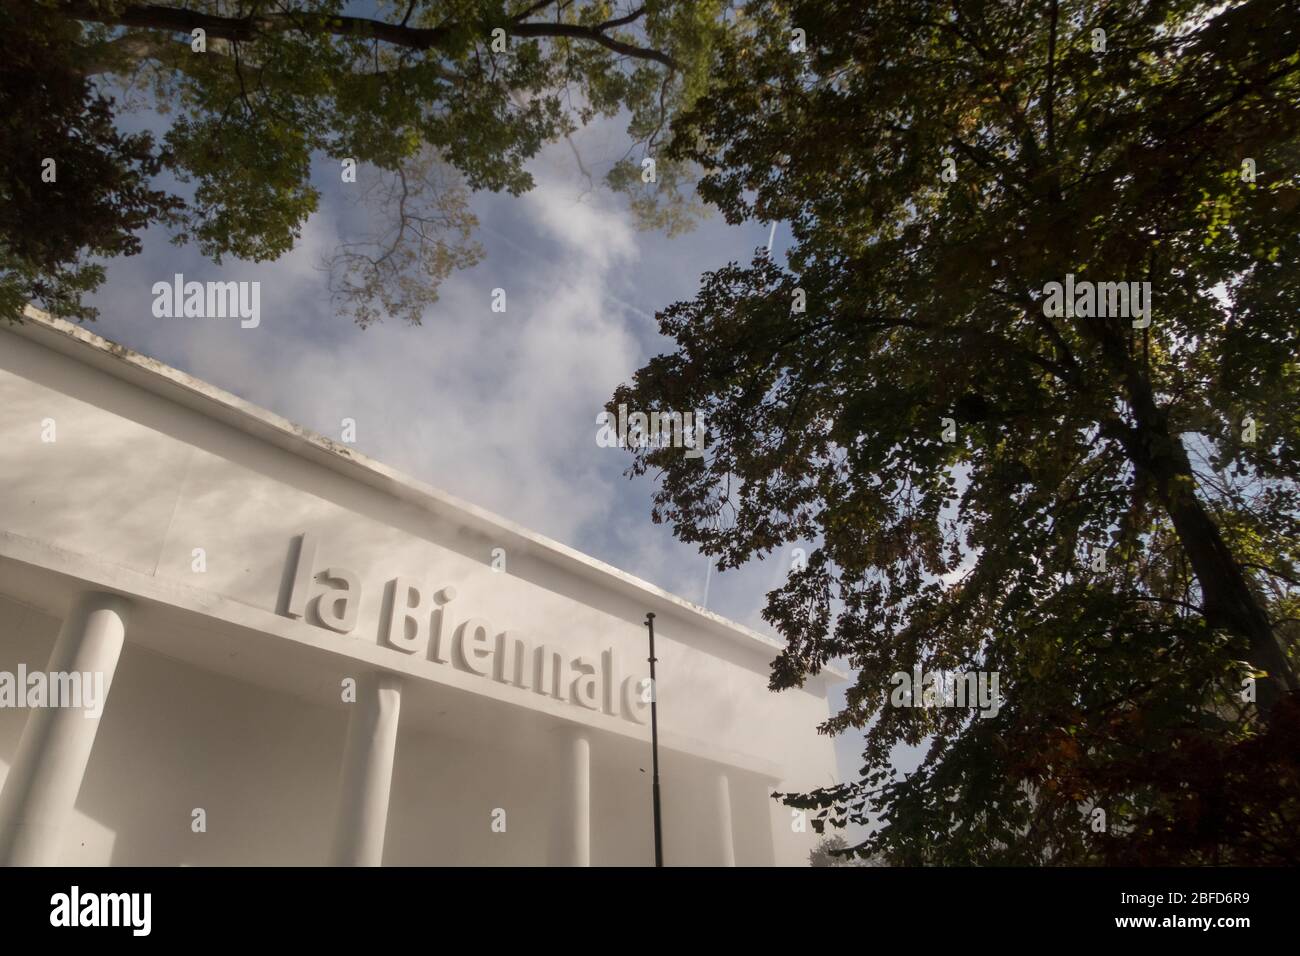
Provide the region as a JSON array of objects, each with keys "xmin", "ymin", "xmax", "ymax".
[{"xmin": 10, "ymin": 305, "xmax": 851, "ymax": 686}]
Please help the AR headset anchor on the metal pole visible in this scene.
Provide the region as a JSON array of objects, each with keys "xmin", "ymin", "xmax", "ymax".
[{"xmin": 645, "ymin": 612, "xmax": 664, "ymax": 867}]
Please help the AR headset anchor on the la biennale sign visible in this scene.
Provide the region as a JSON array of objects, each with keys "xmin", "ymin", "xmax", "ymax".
[{"xmin": 281, "ymin": 533, "xmax": 651, "ymax": 724}]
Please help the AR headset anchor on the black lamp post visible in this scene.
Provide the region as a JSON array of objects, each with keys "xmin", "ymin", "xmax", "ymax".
[{"xmin": 645, "ymin": 612, "xmax": 664, "ymax": 867}]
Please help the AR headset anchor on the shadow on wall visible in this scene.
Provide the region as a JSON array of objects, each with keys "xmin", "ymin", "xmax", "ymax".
[
  {"xmin": 0, "ymin": 380, "xmax": 197, "ymax": 578},
  {"xmin": 0, "ymin": 597, "xmax": 347, "ymax": 865},
  {"xmin": 0, "ymin": 593, "xmax": 778, "ymax": 865},
  {"xmin": 87, "ymin": 644, "xmax": 347, "ymax": 866}
]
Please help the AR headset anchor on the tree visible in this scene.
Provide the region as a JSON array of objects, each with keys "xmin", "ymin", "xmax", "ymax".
[
  {"xmin": 808, "ymin": 833, "xmax": 850, "ymax": 866},
  {"xmin": 611, "ymin": 0, "xmax": 1300, "ymax": 863},
  {"xmin": 0, "ymin": 2, "xmax": 181, "ymax": 323},
  {"xmin": 2, "ymin": 0, "xmax": 726, "ymax": 325}
]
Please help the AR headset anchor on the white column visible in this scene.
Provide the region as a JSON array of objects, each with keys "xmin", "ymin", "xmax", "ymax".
[
  {"xmin": 0, "ymin": 591, "xmax": 130, "ymax": 866},
  {"xmin": 330, "ymin": 672, "xmax": 402, "ymax": 866},
  {"xmin": 716, "ymin": 772, "xmax": 737, "ymax": 866},
  {"xmin": 551, "ymin": 725, "xmax": 591, "ymax": 866}
]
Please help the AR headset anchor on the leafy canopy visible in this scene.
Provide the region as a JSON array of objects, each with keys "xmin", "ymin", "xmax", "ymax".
[
  {"xmin": 2, "ymin": 0, "xmax": 731, "ymax": 325},
  {"xmin": 613, "ymin": 0, "xmax": 1300, "ymax": 863}
]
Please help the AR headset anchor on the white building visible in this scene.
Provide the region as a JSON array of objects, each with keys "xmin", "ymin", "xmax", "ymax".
[{"xmin": 0, "ymin": 308, "xmax": 842, "ymax": 866}]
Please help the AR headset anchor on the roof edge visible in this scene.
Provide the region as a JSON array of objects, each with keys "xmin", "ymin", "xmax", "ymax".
[{"xmin": 11, "ymin": 306, "xmax": 851, "ymax": 685}]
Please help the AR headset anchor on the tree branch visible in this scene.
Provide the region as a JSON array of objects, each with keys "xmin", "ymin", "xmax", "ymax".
[
  {"xmin": 510, "ymin": 19, "xmax": 674, "ymax": 68},
  {"xmin": 59, "ymin": 0, "xmax": 677, "ymax": 68},
  {"xmin": 61, "ymin": 1, "xmax": 454, "ymax": 49}
]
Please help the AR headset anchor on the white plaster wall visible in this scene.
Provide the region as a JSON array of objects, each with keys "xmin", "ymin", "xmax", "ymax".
[
  {"xmin": 0, "ymin": 325, "xmax": 838, "ymax": 865},
  {"xmin": 0, "ymin": 597, "xmax": 341, "ymax": 865},
  {"xmin": 0, "ymin": 596, "xmax": 778, "ymax": 865}
]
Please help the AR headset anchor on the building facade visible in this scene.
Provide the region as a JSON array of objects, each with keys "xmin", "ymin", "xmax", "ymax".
[{"xmin": 0, "ymin": 308, "xmax": 841, "ymax": 866}]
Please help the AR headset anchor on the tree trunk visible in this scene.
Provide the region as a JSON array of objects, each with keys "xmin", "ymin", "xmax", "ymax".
[
  {"xmin": 1080, "ymin": 313, "xmax": 1298, "ymax": 712},
  {"xmin": 1110, "ymin": 348, "xmax": 1299, "ymax": 713},
  {"xmin": 1142, "ymin": 433, "xmax": 1298, "ymax": 712}
]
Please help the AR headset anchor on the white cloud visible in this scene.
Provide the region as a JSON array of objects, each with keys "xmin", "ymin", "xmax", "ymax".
[{"xmin": 81, "ymin": 132, "xmax": 798, "ymax": 634}]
